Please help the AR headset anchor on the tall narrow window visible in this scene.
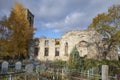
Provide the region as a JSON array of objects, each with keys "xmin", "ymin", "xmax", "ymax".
[
  {"xmin": 34, "ymin": 47, "xmax": 39, "ymax": 57},
  {"xmin": 55, "ymin": 47, "xmax": 59, "ymax": 56},
  {"xmin": 65, "ymin": 42, "xmax": 68, "ymax": 56},
  {"xmin": 44, "ymin": 48, "xmax": 49, "ymax": 56},
  {"xmin": 45, "ymin": 40, "xmax": 49, "ymax": 46},
  {"xmin": 29, "ymin": 17, "xmax": 32, "ymax": 26}
]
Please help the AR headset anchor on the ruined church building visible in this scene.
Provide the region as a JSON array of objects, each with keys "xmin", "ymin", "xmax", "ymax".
[
  {"xmin": 26, "ymin": 7, "xmax": 118, "ymax": 61},
  {"xmin": 35, "ymin": 30, "xmax": 118, "ymax": 61}
]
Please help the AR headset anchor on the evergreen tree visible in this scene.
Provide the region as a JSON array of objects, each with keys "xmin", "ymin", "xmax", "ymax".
[{"xmin": 67, "ymin": 46, "xmax": 81, "ymax": 70}]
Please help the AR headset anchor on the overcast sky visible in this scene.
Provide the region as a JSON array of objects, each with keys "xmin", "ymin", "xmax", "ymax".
[{"xmin": 0, "ymin": 0, "xmax": 120, "ymax": 38}]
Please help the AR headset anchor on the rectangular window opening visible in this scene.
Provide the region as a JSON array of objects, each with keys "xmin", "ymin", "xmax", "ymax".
[
  {"xmin": 55, "ymin": 47, "xmax": 59, "ymax": 56},
  {"xmin": 45, "ymin": 40, "xmax": 49, "ymax": 46},
  {"xmin": 44, "ymin": 48, "xmax": 49, "ymax": 56},
  {"xmin": 55, "ymin": 39, "xmax": 60, "ymax": 45}
]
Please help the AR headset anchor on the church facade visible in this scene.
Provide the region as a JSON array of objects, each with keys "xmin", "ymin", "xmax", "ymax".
[{"xmin": 35, "ymin": 30, "xmax": 118, "ymax": 61}]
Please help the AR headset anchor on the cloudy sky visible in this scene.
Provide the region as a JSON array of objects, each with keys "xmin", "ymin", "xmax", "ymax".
[{"xmin": 0, "ymin": 0, "xmax": 120, "ymax": 38}]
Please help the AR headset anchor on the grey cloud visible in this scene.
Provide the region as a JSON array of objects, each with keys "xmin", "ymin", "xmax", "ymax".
[
  {"xmin": 45, "ymin": 12, "xmax": 87, "ymax": 33},
  {"xmin": 0, "ymin": 0, "xmax": 14, "ymax": 18},
  {"xmin": 0, "ymin": 0, "xmax": 120, "ymax": 37},
  {"xmin": 44, "ymin": 0, "xmax": 120, "ymax": 33},
  {"xmin": 0, "ymin": 0, "xmax": 13, "ymax": 9}
]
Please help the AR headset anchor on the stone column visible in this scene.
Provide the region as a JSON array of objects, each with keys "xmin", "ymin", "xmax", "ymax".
[{"xmin": 102, "ymin": 65, "xmax": 109, "ymax": 80}]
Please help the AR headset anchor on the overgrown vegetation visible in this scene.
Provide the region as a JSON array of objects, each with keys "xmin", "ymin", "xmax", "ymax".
[
  {"xmin": 49, "ymin": 59, "xmax": 66, "ymax": 69},
  {"xmin": 67, "ymin": 47, "xmax": 81, "ymax": 70},
  {"xmin": 67, "ymin": 46, "xmax": 120, "ymax": 77}
]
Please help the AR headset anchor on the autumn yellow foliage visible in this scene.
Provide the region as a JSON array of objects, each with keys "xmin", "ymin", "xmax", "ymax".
[{"xmin": 0, "ymin": 2, "xmax": 34, "ymax": 58}]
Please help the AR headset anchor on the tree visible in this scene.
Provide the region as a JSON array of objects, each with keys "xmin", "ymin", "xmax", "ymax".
[
  {"xmin": 0, "ymin": 16, "xmax": 12, "ymax": 57},
  {"xmin": 84, "ymin": 59, "xmax": 99, "ymax": 70},
  {"xmin": 0, "ymin": 2, "xmax": 34, "ymax": 59},
  {"xmin": 67, "ymin": 46, "xmax": 81, "ymax": 70},
  {"xmin": 88, "ymin": 5, "xmax": 120, "ymax": 59}
]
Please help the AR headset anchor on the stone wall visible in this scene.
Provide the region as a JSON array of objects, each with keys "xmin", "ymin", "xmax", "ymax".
[
  {"xmin": 37, "ymin": 38, "xmax": 61, "ymax": 61},
  {"xmin": 36, "ymin": 30, "xmax": 118, "ymax": 61},
  {"xmin": 60, "ymin": 30, "xmax": 101, "ymax": 60}
]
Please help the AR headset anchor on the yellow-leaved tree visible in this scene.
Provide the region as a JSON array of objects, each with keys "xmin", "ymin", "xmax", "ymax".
[{"xmin": 0, "ymin": 2, "xmax": 34, "ymax": 59}]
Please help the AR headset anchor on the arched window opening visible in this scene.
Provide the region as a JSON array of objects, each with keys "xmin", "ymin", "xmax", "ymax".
[
  {"xmin": 65, "ymin": 42, "xmax": 68, "ymax": 56},
  {"xmin": 77, "ymin": 41, "xmax": 88, "ymax": 57}
]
